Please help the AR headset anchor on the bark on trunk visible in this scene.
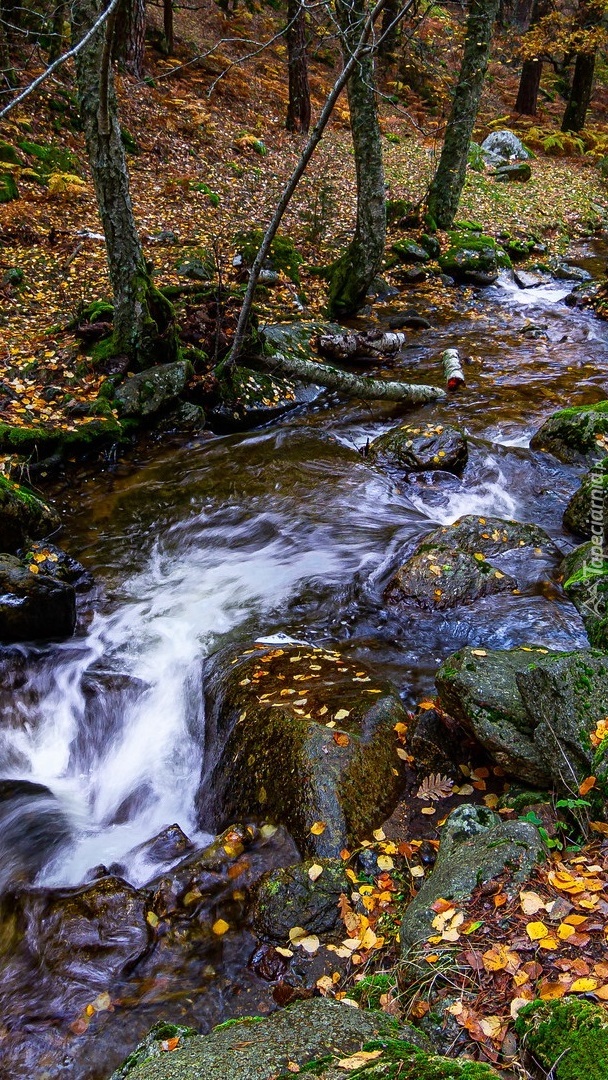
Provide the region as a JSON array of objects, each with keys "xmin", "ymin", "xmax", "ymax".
[
  {"xmin": 426, "ymin": 0, "xmax": 500, "ymax": 231},
  {"xmin": 114, "ymin": 0, "xmax": 146, "ymax": 78},
  {"xmin": 328, "ymin": 0, "xmax": 387, "ymax": 317},
  {"xmin": 286, "ymin": 0, "xmax": 311, "ymax": 133},
  {"xmin": 0, "ymin": 19, "xmax": 15, "ymax": 88},
  {"xmin": 562, "ymin": 50, "xmax": 596, "ymax": 131},
  {"xmin": 258, "ymin": 351, "xmax": 445, "ymax": 403},
  {"xmin": 515, "ymin": 58, "xmax": 542, "ymax": 114},
  {"xmin": 378, "ymin": 0, "xmax": 399, "ymax": 60},
  {"xmin": 163, "ymin": 0, "xmax": 173, "ymax": 54},
  {"xmin": 48, "ymin": 0, "xmax": 67, "ymax": 62},
  {"xmin": 317, "ymin": 329, "xmax": 408, "ymax": 361},
  {"xmin": 72, "ymin": 0, "xmax": 176, "ymax": 366}
]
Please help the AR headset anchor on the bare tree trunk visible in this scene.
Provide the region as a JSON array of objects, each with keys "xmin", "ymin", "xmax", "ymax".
[
  {"xmin": 114, "ymin": 0, "xmax": 146, "ymax": 78},
  {"xmin": 515, "ymin": 57, "xmax": 542, "ymax": 114},
  {"xmin": 286, "ymin": 0, "xmax": 311, "ymax": 132},
  {"xmin": 562, "ymin": 50, "xmax": 596, "ymax": 131},
  {"xmin": 48, "ymin": 0, "xmax": 67, "ymax": 62},
  {"xmin": 426, "ymin": 0, "xmax": 500, "ymax": 231},
  {"xmin": 378, "ymin": 0, "xmax": 399, "ymax": 60},
  {"xmin": 72, "ymin": 0, "xmax": 176, "ymax": 365},
  {"xmin": 327, "ymin": 0, "xmax": 387, "ymax": 317},
  {"xmin": 0, "ymin": 18, "xmax": 16, "ymax": 88},
  {"xmin": 163, "ymin": 0, "xmax": 173, "ymax": 54}
]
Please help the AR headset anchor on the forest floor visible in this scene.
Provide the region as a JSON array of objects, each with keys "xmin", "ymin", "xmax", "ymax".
[{"xmin": 0, "ymin": 0, "xmax": 607, "ymax": 461}]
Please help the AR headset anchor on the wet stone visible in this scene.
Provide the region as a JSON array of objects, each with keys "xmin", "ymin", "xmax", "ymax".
[
  {"xmin": 0, "ymin": 474, "xmax": 60, "ymax": 554},
  {"xmin": 561, "ymin": 542, "xmax": 608, "ymax": 649},
  {"xmin": 420, "ymin": 514, "xmax": 559, "ymax": 558},
  {"xmin": 0, "ymin": 554, "xmax": 76, "ymax": 643},
  {"xmin": 531, "ymin": 400, "xmax": 608, "ymax": 464},
  {"xmin": 253, "ymin": 858, "xmax": 349, "ymax": 942},
  {"xmin": 197, "ymin": 644, "xmax": 406, "ymax": 857},
  {"xmin": 563, "ymin": 457, "xmax": 608, "ymax": 541},
  {"xmin": 0, "ymin": 780, "xmax": 72, "ymax": 891},
  {"xmin": 368, "ymin": 420, "xmax": 468, "ymax": 475},
  {"xmin": 385, "ymin": 544, "xmax": 516, "ymax": 611}
]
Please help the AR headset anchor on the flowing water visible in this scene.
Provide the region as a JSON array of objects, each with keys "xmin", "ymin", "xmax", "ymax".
[{"xmin": 2, "ymin": 247, "xmax": 608, "ymax": 1076}]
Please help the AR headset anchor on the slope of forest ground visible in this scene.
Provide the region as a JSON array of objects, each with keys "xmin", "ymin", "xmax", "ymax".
[{"xmin": 0, "ymin": 0, "xmax": 607, "ymax": 468}]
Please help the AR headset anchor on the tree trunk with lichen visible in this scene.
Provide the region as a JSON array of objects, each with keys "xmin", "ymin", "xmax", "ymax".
[
  {"xmin": 327, "ymin": 0, "xmax": 386, "ymax": 317},
  {"xmin": 114, "ymin": 0, "xmax": 146, "ymax": 77},
  {"xmin": 256, "ymin": 351, "xmax": 445, "ymax": 403},
  {"xmin": 426, "ymin": 0, "xmax": 500, "ymax": 230},
  {"xmin": 286, "ymin": 0, "xmax": 311, "ymax": 133},
  {"xmin": 515, "ymin": 0, "xmax": 549, "ymax": 115},
  {"xmin": 72, "ymin": 0, "xmax": 176, "ymax": 367}
]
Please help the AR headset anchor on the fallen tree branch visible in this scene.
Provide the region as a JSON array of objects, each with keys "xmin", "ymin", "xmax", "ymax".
[
  {"xmin": 257, "ymin": 351, "xmax": 445, "ymax": 403},
  {"xmin": 317, "ymin": 329, "xmax": 408, "ymax": 362},
  {"xmin": 442, "ymin": 348, "xmax": 465, "ymax": 390}
]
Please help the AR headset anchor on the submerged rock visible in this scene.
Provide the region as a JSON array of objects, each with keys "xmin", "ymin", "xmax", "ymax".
[
  {"xmin": 531, "ymin": 401, "xmax": 608, "ymax": 464},
  {"xmin": 563, "ymin": 457, "xmax": 608, "ymax": 540},
  {"xmin": 197, "ymin": 643, "xmax": 405, "ymax": 857},
  {"xmin": 115, "ymin": 360, "xmax": 193, "ymax": 419},
  {"xmin": 0, "ymin": 780, "xmax": 72, "ymax": 891},
  {"xmin": 0, "ymin": 474, "xmax": 60, "ymax": 554},
  {"xmin": 368, "ymin": 421, "xmax": 467, "ymax": 475},
  {"xmin": 420, "ymin": 514, "xmax": 559, "ymax": 558},
  {"xmin": 0, "ymin": 554, "xmax": 76, "ymax": 643},
  {"xmin": 400, "ymin": 804, "xmax": 542, "ymax": 949},
  {"xmin": 16, "ymin": 540, "xmax": 91, "ymax": 588},
  {"xmin": 436, "ymin": 645, "xmax": 553, "ymax": 785},
  {"xmin": 253, "ymin": 858, "xmax": 349, "ymax": 941},
  {"xmin": 552, "ymin": 262, "xmax": 593, "ymax": 283},
  {"xmin": 385, "ymin": 543, "xmax": 516, "ymax": 611},
  {"xmin": 111, "ymin": 998, "xmax": 433, "ymax": 1080}
]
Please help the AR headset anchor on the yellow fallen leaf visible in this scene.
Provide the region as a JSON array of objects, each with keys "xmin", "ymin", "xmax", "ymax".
[
  {"xmin": 308, "ymin": 863, "xmax": 323, "ymax": 882},
  {"xmin": 579, "ymin": 776, "xmax": 597, "ymax": 796},
  {"xmin": 570, "ymin": 977, "xmax": 599, "ymax": 992},
  {"xmin": 337, "ymin": 1050, "xmax": 382, "ymax": 1070},
  {"xmin": 334, "ymin": 709, "xmax": 350, "ymax": 721},
  {"xmin": 275, "ymin": 946, "xmax": 294, "ymax": 957},
  {"xmin": 212, "ymin": 918, "xmax": 230, "ymax": 936},
  {"xmin": 310, "ymin": 821, "xmax": 327, "ymax": 835},
  {"xmin": 526, "ymin": 921, "xmax": 549, "ymax": 941},
  {"xmin": 377, "ymin": 855, "xmax": 394, "ymax": 871}
]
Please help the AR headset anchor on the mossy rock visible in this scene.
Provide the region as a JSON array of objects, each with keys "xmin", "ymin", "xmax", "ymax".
[
  {"xmin": 368, "ymin": 422, "xmax": 467, "ymax": 475},
  {"xmin": 401, "ymin": 804, "xmax": 542, "ymax": 950},
  {"xmin": 391, "ymin": 240, "xmax": 430, "ymax": 264},
  {"xmin": 435, "ymin": 646, "xmax": 555, "ymax": 785},
  {"xmin": 110, "ymin": 998, "xmax": 432, "ymax": 1080},
  {"xmin": 0, "ymin": 554, "xmax": 76, "ymax": 643},
  {"xmin": 17, "ymin": 139, "xmax": 81, "ymax": 176},
  {"xmin": 236, "ymin": 229, "xmax": 303, "ymax": 285},
  {"xmin": 114, "ymin": 360, "xmax": 193, "ymax": 419},
  {"xmin": 0, "ymin": 474, "xmax": 60, "ymax": 553},
  {"xmin": 438, "ymin": 234, "xmax": 511, "ymax": 285},
  {"xmin": 561, "ymin": 542, "xmax": 608, "ymax": 647},
  {"xmin": 0, "ymin": 172, "xmax": 18, "ymax": 203},
  {"xmin": 385, "ymin": 544, "xmax": 516, "ymax": 612},
  {"xmin": 494, "ymin": 162, "xmax": 532, "ymax": 182},
  {"xmin": 0, "ymin": 141, "xmax": 23, "ymax": 165},
  {"xmin": 196, "ymin": 643, "xmax": 406, "ymax": 857},
  {"xmin": 530, "ymin": 401, "xmax": 608, "ymax": 464},
  {"xmin": 0, "ymin": 418, "xmax": 124, "ymax": 458},
  {"xmin": 563, "ymin": 458, "xmax": 608, "ymax": 540},
  {"xmin": 516, "ymin": 997, "xmax": 608, "ymax": 1080}
]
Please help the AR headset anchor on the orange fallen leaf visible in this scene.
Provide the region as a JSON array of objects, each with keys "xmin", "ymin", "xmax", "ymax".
[{"xmin": 579, "ymin": 776, "xmax": 597, "ymax": 796}]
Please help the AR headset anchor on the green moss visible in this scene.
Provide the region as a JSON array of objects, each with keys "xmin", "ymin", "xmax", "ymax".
[
  {"xmin": 0, "ymin": 173, "xmax": 18, "ymax": 203},
  {"xmin": 236, "ymin": 229, "xmax": 303, "ymax": 285},
  {"xmin": 516, "ymin": 997, "xmax": 608, "ymax": 1080},
  {"xmin": 0, "ymin": 141, "xmax": 22, "ymax": 165},
  {"xmin": 0, "ymin": 418, "xmax": 124, "ymax": 456},
  {"xmin": 213, "ymin": 1016, "xmax": 264, "ymax": 1032},
  {"xmin": 17, "ymin": 139, "xmax": 80, "ymax": 176},
  {"xmin": 351, "ymin": 973, "xmax": 397, "ymax": 1010},
  {"xmin": 347, "ymin": 1039, "xmax": 499, "ymax": 1078}
]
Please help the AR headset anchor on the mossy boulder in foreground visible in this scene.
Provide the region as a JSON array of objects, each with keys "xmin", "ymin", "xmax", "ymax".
[
  {"xmin": 0, "ymin": 554, "xmax": 76, "ymax": 642},
  {"xmin": 197, "ymin": 643, "xmax": 406, "ymax": 857},
  {"xmin": 516, "ymin": 997, "xmax": 608, "ymax": 1080},
  {"xmin": 561, "ymin": 542, "xmax": 608, "ymax": 649},
  {"xmin": 531, "ymin": 401, "xmax": 608, "ymax": 464},
  {"xmin": 114, "ymin": 360, "xmax": 193, "ymax": 419},
  {"xmin": 110, "ymin": 997, "xmax": 501, "ymax": 1080},
  {"xmin": 438, "ymin": 233, "xmax": 511, "ymax": 285}
]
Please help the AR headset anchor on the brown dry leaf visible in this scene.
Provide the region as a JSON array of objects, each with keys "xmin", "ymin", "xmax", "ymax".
[
  {"xmin": 415, "ymin": 773, "xmax": 453, "ymax": 801},
  {"xmin": 160, "ymin": 1037, "xmax": 180, "ymax": 1052},
  {"xmin": 520, "ymin": 891, "xmax": 545, "ymax": 915},
  {"xmin": 482, "ymin": 944, "xmax": 521, "ymax": 973},
  {"xmin": 579, "ymin": 775, "xmax": 597, "ymax": 796},
  {"xmin": 337, "ymin": 1050, "xmax": 382, "ymax": 1070}
]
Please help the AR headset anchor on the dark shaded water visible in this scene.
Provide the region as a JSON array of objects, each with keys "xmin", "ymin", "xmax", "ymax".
[{"xmin": 1, "ymin": 248, "xmax": 608, "ymax": 1076}]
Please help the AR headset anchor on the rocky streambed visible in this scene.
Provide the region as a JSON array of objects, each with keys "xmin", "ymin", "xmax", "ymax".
[{"xmin": 2, "ymin": 246, "xmax": 608, "ymax": 1077}]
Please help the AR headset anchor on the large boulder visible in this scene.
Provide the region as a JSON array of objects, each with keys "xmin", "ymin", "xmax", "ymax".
[
  {"xmin": 115, "ymin": 361, "xmax": 193, "ymax": 419},
  {"xmin": 401, "ymin": 804, "xmax": 542, "ymax": 949},
  {"xmin": 481, "ymin": 130, "xmax": 532, "ymax": 165},
  {"xmin": 561, "ymin": 542, "xmax": 608, "ymax": 648},
  {"xmin": 516, "ymin": 998, "xmax": 608, "ymax": 1080},
  {"xmin": 385, "ymin": 544, "xmax": 516, "ymax": 611},
  {"xmin": 420, "ymin": 514, "xmax": 559, "ymax": 559},
  {"xmin": 253, "ymin": 858, "xmax": 349, "ymax": 942},
  {"xmin": 0, "ymin": 475, "xmax": 60, "ymax": 553},
  {"xmin": 437, "ymin": 645, "xmax": 608, "ymax": 801},
  {"xmin": 110, "ymin": 997, "xmax": 437, "ymax": 1080},
  {"xmin": 563, "ymin": 458, "xmax": 608, "ymax": 540},
  {"xmin": 436, "ymin": 645, "xmax": 553, "ymax": 785},
  {"xmin": 196, "ymin": 643, "xmax": 406, "ymax": 857},
  {"xmin": 494, "ymin": 162, "xmax": 532, "ymax": 182},
  {"xmin": 530, "ymin": 401, "xmax": 608, "ymax": 465},
  {"xmin": 0, "ymin": 554, "xmax": 76, "ymax": 642},
  {"xmin": 368, "ymin": 421, "xmax": 468, "ymax": 475},
  {"xmin": 439, "ymin": 233, "xmax": 511, "ymax": 286}
]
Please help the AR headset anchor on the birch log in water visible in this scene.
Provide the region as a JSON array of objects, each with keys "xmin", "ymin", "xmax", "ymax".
[
  {"xmin": 257, "ymin": 351, "xmax": 445, "ymax": 404},
  {"xmin": 442, "ymin": 348, "xmax": 466, "ymax": 390},
  {"xmin": 317, "ymin": 330, "xmax": 408, "ymax": 362}
]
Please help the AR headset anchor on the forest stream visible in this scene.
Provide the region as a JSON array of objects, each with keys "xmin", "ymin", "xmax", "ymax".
[{"xmin": 2, "ymin": 247, "xmax": 608, "ymax": 1078}]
